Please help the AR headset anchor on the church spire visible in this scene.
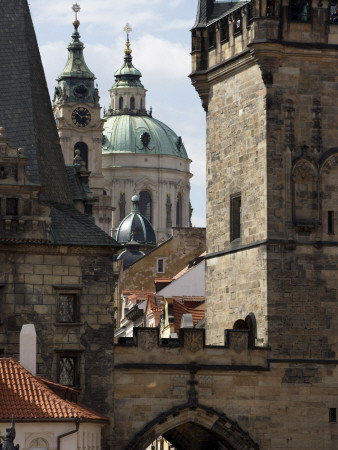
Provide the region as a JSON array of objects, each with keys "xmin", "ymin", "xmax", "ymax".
[
  {"xmin": 53, "ymin": 4, "xmax": 96, "ymax": 105},
  {"xmin": 107, "ymin": 24, "xmax": 148, "ymax": 116}
]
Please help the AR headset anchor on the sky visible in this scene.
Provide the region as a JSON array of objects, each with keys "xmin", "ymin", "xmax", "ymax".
[{"xmin": 28, "ymin": 0, "xmax": 207, "ymax": 227}]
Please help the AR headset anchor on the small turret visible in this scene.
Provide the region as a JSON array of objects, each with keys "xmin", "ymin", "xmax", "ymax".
[
  {"xmin": 107, "ymin": 23, "xmax": 148, "ymax": 115},
  {"xmin": 53, "ymin": 3, "xmax": 96, "ymax": 106}
]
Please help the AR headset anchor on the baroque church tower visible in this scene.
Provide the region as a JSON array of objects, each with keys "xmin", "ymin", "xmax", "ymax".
[
  {"xmin": 191, "ymin": 0, "xmax": 338, "ymax": 359},
  {"xmin": 53, "ymin": 5, "xmax": 112, "ymax": 234},
  {"xmin": 102, "ymin": 26, "xmax": 192, "ymax": 241}
]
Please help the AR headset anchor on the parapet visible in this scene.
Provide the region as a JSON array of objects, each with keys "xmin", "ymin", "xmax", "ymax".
[{"xmin": 115, "ymin": 327, "xmax": 270, "ymax": 370}]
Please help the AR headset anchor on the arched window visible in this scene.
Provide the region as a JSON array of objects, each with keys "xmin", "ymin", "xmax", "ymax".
[
  {"xmin": 29, "ymin": 437, "xmax": 49, "ymax": 449},
  {"xmin": 130, "ymin": 97, "xmax": 135, "ymax": 109},
  {"xmin": 74, "ymin": 142, "xmax": 88, "ymax": 169},
  {"xmin": 140, "ymin": 99, "xmax": 143, "ymax": 110},
  {"xmin": 139, "ymin": 190, "xmax": 152, "ymax": 223},
  {"xmin": 176, "ymin": 193, "xmax": 182, "ymax": 227},
  {"xmin": 119, "ymin": 97, "xmax": 123, "ymax": 110}
]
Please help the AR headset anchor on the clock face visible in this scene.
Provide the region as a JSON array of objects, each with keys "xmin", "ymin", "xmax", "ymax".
[{"xmin": 72, "ymin": 107, "xmax": 91, "ymax": 128}]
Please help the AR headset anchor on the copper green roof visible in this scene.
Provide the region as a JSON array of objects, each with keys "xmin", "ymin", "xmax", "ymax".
[
  {"xmin": 112, "ymin": 37, "xmax": 144, "ymax": 90},
  {"xmin": 103, "ymin": 115, "xmax": 189, "ymax": 159},
  {"xmin": 54, "ymin": 20, "xmax": 96, "ymax": 105}
]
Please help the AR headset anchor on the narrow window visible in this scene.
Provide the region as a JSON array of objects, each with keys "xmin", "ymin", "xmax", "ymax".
[
  {"xmin": 6, "ymin": 198, "xmax": 18, "ymax": 215},
  {"xmin": 221, "ymin": 20, "xmax": 228, "ymax": 42},
  {"xmin": 329, "ymin": 408, "xmax": 337, "ymax": 423},
  {"xmin": 130, "ymin": 97, "xmax": 135, "ymax": 109},
  {"xmin": 176, "ymin": 193, "xmax": 182, "ymax": 227},
  {"xmin": 157, "ymin": 259, "xmax": 164, "ymax": 273},
  {"xmin": 74, "ymin": 142, "xmax": 88, "ymax": 169},
  {"xmin": 58, "ymin": 356, "xmax": 77, "ymax": 386},
  {"xmin": 208, "ymin": 26, "xmax": 216, "ymax": 48},
  {"xmin": 119, "ymin": 97, "xmax": 124, "ymax": 110},
  {"xmin": 139, "ymin": 190, "xmax": 152, "ymax": 223},
  {"xmin": 328, "ymin": 211, "xmax": 334, "ymax": 235},
  {"xmin": 58, "ymin": 294, "xmax": 77, "ymax": 323},
  {"xmin": 231, "ymin": 194, "xmax": 242, "ymax": 241}
]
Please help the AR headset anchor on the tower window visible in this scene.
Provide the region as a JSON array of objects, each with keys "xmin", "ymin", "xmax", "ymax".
[
  {"xmin": 6, "ymin": 198, "xmax": 18, "ymax": 216},
  {"xmin": 139, "ymin": 190, "xmax": 152, "ymax": 223},
  {"xmin": 208, "ymin": 26, "xmax": 216, "ymax": 48},
  {"xmin": 221, "ymin": 20, "xmax": 228, "ymax": 42},
  {"xmin": 230, "ymin": 193, "xmax": 241, "ymax": 242},
  {"xmin": 119, "ymin": 97, "xmax": 124, "ymax": 110},
  {"xmin": 290, "ymin": 0, "xmax": 311, "ymax": 22},
  {"xmin": 130, "ymin": 97, "xmax": 135, "ymax": 109},
  {"xmin": 58, "ymin": 294, "xmax": 77, "ymax": 323},
  {"xmin": 328, "ymin": 211, "xmax": 334, "ymax": 235},
  {"xmin": 74, "ymin": 142, "xmax": 88, "ymax": 169},
  {"xmin": 176, "ymin": 193, "xmax": 182, "ymax": 227},
  {"xmin": 58, "ymin": 356, "xmax": 78, "ymax": 387},
  {"xmin": 329, "ymin": 408, "xmax": 337, "ymax": 423}
]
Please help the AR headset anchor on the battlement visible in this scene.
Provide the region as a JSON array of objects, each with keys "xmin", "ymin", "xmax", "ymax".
[
  {"xmin": 115, "ymin": 327, "xmax": 269, "ymax": 369},
  {"xmin": 191, "ymin": 0, "xmax": 338, "ymax": 76}
]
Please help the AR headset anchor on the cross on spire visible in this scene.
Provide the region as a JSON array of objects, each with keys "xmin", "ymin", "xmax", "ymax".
[
  {"xmin": 124, "ymin": 22, "xmax": 133, "ymax": 53},
  {"xmin": 72, "ymin": 3, "xmax": 81, "ymax": 20}
]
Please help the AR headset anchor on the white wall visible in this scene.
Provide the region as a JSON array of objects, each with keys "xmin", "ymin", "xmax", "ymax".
[
  {"xmin": 0, "ymin": 421, "xmax": 102, "ymax": 450},
  {"xmin": 157, "ymin": 261, "xmax": 205, "ymax": 297}
]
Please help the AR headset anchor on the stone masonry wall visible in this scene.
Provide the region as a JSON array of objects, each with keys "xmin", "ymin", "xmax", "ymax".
[
  {"xmin": 112, "ymin": 328, "xmax": 338, "ymax": 450},
  {"xmin": 0, "ymin": 245, "xmax": 115, "ymax": 429},
  {"xmin": 206, "ymin": 64, "xmax": 267, "ymax": 253}
]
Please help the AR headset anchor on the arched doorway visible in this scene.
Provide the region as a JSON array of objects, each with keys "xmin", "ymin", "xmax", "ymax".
[{"xmin": 126, "ymin": 404, "xmax": 259, "ymax": 450}]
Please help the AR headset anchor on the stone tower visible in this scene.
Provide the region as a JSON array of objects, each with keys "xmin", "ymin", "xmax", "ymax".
[
  {"xmin": 53, "ymin": 8, "xmax": 112, "ymax": 234},
  {"xmin": 191, "ymin": 0, "xmax": 338, "ymax": 358}
]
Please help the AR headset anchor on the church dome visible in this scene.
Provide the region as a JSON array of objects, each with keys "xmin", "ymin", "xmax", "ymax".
[
  {"xmin": 116, "ymin": 195, "xmax": 156, "ymax": 246},
  {"xmin": 102, "ymin": 115, "xmax": 189, "ymax": 158}
]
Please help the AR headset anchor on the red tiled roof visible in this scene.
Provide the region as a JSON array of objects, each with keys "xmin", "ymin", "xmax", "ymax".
[
  {"xmin": 0, "ymin": 358, "xmax": 108, "ymax": 422},
  {"xmin": 173, "ymin": 299, "xmax": 205, "ymax": 335}
]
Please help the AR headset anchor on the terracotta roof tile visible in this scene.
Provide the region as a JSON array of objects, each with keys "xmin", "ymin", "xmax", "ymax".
[
  {"xmin": 0, "ymin": 358, "xmax": 108, "ymax": 422},
  {"xmin": 172, "ymin": 299, "xmax": 205, "ymax": 335}
]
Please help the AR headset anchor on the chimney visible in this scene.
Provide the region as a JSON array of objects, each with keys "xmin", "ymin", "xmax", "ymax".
[{"xmin": 20, "ymin": 324, "xmax": 36, "ymax": 375}]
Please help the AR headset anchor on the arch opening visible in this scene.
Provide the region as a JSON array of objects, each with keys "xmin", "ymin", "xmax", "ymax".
[
  {"xmin": 74, "ymin": 141, "xmax": 88, "ymax": 169},
  {"xmin": 126, "ymin": 404, "xmax": 259, "ymax": 450},
  {"xmin": 139, "ymin": 190, "xmax": 153, "ymax": 223}
]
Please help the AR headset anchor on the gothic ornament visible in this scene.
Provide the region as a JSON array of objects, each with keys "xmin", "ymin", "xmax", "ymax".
[{"xmin": 311, "ymin": 98, "xmax": 322, "ymax": 153}]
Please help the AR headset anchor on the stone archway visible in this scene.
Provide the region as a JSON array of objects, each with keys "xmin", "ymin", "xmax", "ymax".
[{"xmin": 126, "ymin": 403, "xmax": 259, "ymax": 450}]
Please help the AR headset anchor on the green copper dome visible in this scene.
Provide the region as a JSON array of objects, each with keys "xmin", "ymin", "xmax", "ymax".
[{"xmin": 102, "ymin": 115, "xmax": 189, "ymax": 158}]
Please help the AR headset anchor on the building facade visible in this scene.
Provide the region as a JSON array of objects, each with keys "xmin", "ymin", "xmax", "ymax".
[{"xmin": 54, "ymin": 18, "xmax": 193, "ymax": 240}]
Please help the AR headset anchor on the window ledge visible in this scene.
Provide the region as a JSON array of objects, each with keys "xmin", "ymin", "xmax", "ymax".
[{"xmin": 55, "ymin": 322, "xmax": 82, "ymax": 327}]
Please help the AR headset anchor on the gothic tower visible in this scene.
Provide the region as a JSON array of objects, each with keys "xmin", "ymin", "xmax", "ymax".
[
  {"xmin": 53, "ymin": 7, "xmax": 112, "ymax": 234},
  {"xmin": 191, "ymin": 0, "xmax": 338, "ymax": 358}
]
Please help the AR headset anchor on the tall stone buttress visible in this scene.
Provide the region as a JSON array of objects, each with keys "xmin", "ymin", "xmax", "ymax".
[
  {"xmin": 53, "ymin": 17, "xmax": 113, "ymax": 235},
  {"xmin": 191, "ymin": 0, "xmax": 338, "ymax": 359}
]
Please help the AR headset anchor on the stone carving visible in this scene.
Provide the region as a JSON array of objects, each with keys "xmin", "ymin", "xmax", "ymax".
[
  {"xmin": 0, "ymin": 417, "xmax": 19, "ymax": 450},
  {"xmin": 137, "ymin": 329, "xmax": 158, "ymax": 351},
  {"xmin": 284, "ymin": 99, "xmax": 295, "ymax": 152},
  {"xmin": 228, "ymin": 330, "xmax": 248, "ymax": 353},
  {"xmin": 199, "ymin": 375, "xmax": 214, "ymax": 398},
  {"xmin": 170, "ymin": 375, "xmax": 186, "ymax": 398},
  {"xmin": 311, "ymin": 98, "xmax": 322, "ymax": 153},
  {"xmin": 183, "ymin": 329, "xmax": 204, "ymax": 353}
]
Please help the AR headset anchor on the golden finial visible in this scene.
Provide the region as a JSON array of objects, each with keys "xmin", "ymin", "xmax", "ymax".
[
  {"xmin": 72, "ymin": 3, "xmax": 81, "ymax": 28},
  {"xmin": 123, "ymin": 22, "xmax": 132, "ymax": 54}
]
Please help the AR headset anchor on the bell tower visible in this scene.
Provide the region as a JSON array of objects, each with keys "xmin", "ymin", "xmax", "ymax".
[
  {"xmin": 53, "ymin": 3, "xmax": 112, "ymax": 234},
  {"xmin": 191, "ymin": 0, "xmax": 338, "ymax": 358}
]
